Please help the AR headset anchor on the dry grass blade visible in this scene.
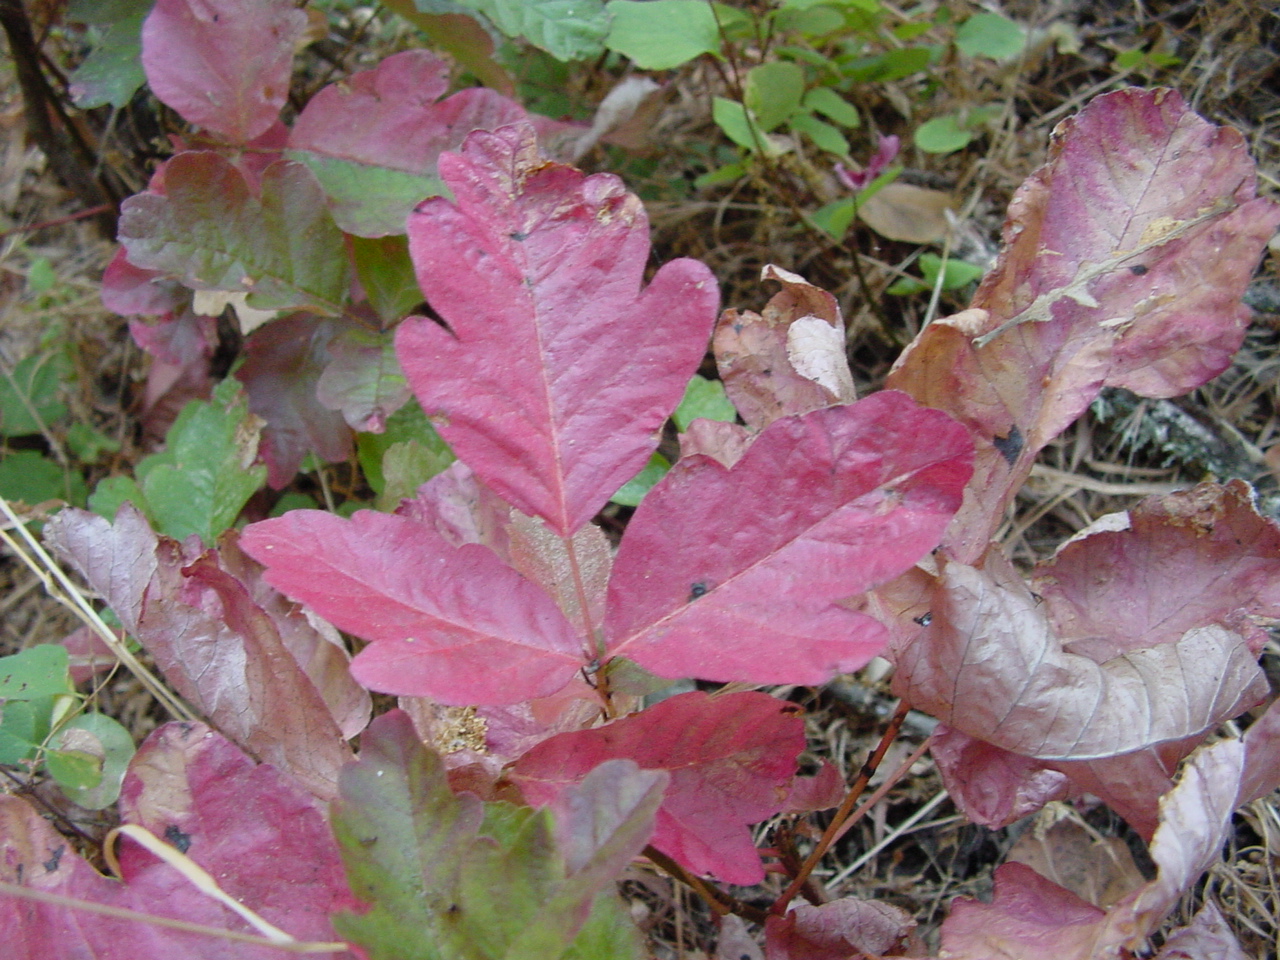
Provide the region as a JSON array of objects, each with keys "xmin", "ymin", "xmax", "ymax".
[{"xmin": 0, "ymin": 495, "xmax": 195, "ymax": 722}]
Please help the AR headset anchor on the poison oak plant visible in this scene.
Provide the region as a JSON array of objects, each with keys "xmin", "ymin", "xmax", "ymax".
[{"xmin": 2, "ymin": 2, "xmax": 1279, "ymax": 958}]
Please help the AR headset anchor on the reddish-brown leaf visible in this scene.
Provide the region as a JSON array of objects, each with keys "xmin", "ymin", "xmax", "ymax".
[{"xmin": 512, "ymin": 691, "xmax": 805, "ymax": 885}]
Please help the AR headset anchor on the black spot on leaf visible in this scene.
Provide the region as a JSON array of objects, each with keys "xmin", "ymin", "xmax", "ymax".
[
  {"xmin": 43, "ymin": 846, "xmax": 64, "ymax": 873},
  {"xmin": 1130, "ymin": 263, "xmax": 1148, "ymax": 275},
  {"xmin": 688, "ymin": 581, "xmax": 709, "ymax": 601},
  {"xmin": 913, "ymin": 612, "xmax": 932, "ymax": 626},
  {"xmin": 992, "ymin": 425, "xmax": 1024, "ymax": 466},
  {"xmin": 165, "ymin": 824, "xmax": 192, "ymax": 854}
]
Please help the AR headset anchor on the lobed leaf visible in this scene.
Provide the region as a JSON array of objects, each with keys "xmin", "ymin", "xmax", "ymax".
[
  {"xmin": 765, "ymin": 898, "xmax": 919, "ymax": 959},
  {"xmin": 512, "ymin": 691, "xmax": 806, "ymax": 885},
  {"xmin": 239, "ymin": 508, "xmax": 585, "ymax": 705},
  {"xmin": 397, "ymin": 123, "xmax": 718, "ymax": 536},
  {"xmin": 287, "ymin": 50, "xmax": 527, "ymax": 237},
  {"xmin": 119, "ymin": 153, "xmax": 348, "ymax": 316},
  {"xmin": 886, "ymin": 87, "xmax": 1280, "ymax": 559},
  {"xmin": 605, "ymin": 394, "xmax": 972, "ymax": 686}
]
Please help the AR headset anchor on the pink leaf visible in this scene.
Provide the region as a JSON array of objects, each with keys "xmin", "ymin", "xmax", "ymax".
[
  {"xmin": 1153, "ymin": 903, "xmax": 1249, "ymax": 960},
  {"xmin": 287, "ymin": 50, "xmax": 528, "ymax": 236},
  {"xmin": 605, "ymin": 394, "xmax": 972, "ymax": 685},
  {"xmin": 764, "ymin": 897, "xmax": 919, "ymax": 959},
  {"xmin": 314, "ymin": 327, "xmax": 411, "ymax": 433},
  {"xmin": 714, "ymin": 265, "xmax": 850, "ymax": 431},
  {"xmin": 930, "ymin": 725, "xmax": 1070, "ymax": 829},
  {"xmin": 894, "ymin": 548, "xmax": 1266, "ymax": 760},
  {"xmin": 512, "ymin": 691, "xmax": 806, "ymax": 885},
  {"xmin": 101, "ymin": 247, "xmax": 186, "ymax": 316},
  {"xmin": 235, "ymin": 312, "xmax": 354, "ymax": 488},
  {"xmin": 0, "ymin": 724, "xmax": 354, "ymax": 958},
  {"xmin": 509, "ymin": 511, "xmax": 612, "ymax": 636},
  {"xmin": 240, "ymin": 508, "xmax": 585, "ymax": 704},
  {"xmin": 141, "ymin": 0, "xmax": 305, "ymax": 142},
  {"xmin": 939, "ymin": 862, "xmax": 1106, "ymax": 960},
  {"xmin": 886, "ymin": 88, "xmax": 1280, "ymax": 559},
  {"xmin": 397, "ymin": 123, "xmax": 719, "ymax": 536},
  {"xmin": 780, "ymin": 760, "xmax": 846, "ymax": 815},
  {"xmin": 1035, "ymin": 480, "xmax": 1280, "ymax": 656}
]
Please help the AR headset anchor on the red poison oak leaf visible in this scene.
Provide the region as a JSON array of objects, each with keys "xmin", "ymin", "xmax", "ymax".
[
  {"xmin": 604, "ymin": 393, "xmax": 973, "ymax": 685},
  {"xmin": 239, "ymin": 507, "xmax": 585, "ymax": 704},
  {"xmin": 512, "ymin": 691, "xmax": 807, "ymax": 885},
  {"xmin": 397, "ymin": 123, "xmax": 719, "ymax": 536},
  {"xmin": 140, "ymin": 0, "xmax": 305, "ymax": 143}
]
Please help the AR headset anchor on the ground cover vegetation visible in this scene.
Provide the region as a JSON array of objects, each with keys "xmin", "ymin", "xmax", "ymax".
[{"xmin": 0, "ymin": 0, "xmax": 1279, "ymax": 956}]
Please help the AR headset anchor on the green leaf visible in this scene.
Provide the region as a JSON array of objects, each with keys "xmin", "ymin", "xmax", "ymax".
[
  {"xmin": 789, "ymin": 112, "xmax": 849, "ymax": 157},
  {"xmin": 356, "ymin": 399, "xmax": 454, "ymax": 498},
  {"xmin": 49, "ymin": 713, "xmax": 135, "ymax": 809},
  {"xmin": 692, "ymin": 161, "xmax": 747, "ymax": 189},
  {"xmin": 376, "ymin": 440, "xmax": 456, "ymax": 511},
  {"xmin": 610, "ymin": 452, "xmax": 670, "ymax": 507},
  {"xmin": 914, "ymin": 114, "xmax": 974, "ymax": 154},
  {"xmin": 0, "ymin": 699, "xmax": 47, "ymax": 764},
  {"xmin": 137, "ymin": 384, "xmax": 268, "ymax": 543},
  {"xmin": 744, "ymin": 62, "xmax": 805, "ymax": 132},
  {"xmin": 844, "ymin": 46, "xmax": 933, "ymax": 83},
  {"xmin": 287, "ymin": 155, "xmax": 447, "ymax": 240},
  {"xmin": 0, "ymin": 451, "xmax": 86, "ymax": 507},
  {"xmin": 25, "ymin": 257, "xmax": 56, "ymax": 296},
  {"xmin": 712, "ymin": 97, "xmax": 783, "ymax": 155},
  {"xmin": 455, "ymin": 0, "xmax": 609, "ymax": 61},
  {"xmin": 604, "ymin": 0, "xmax": 720, "ymax": 70},
  {"xmin": 808, "ymin": 196, "xmax": 855, "ymax": 241},
  {"xmin": 887, "ymin": 253, "xmax": 986, "ymax": 295},
  {"xmin": 351, "ymin": 235, "xmax": 424, "ymax": 324},
  {"xmin": 65, "ymin": 422, "xmax": 121, "ymax": 463},
  {"xmin": 0, "ymin": 645, "xmax": 74, "ymax": 701},
  {"xmin": 775, "ymin": 3, "xmax": 844, "ymax": 38},
  {"xmin": 68, "ymin": 7, "xmax": 148, "ymax": 108},
  {"xmin": 0, "ymin": 351, "xmax": 69, "ymax": 436},
  {"xmin": 88, "ymin": 474, "xmax": 150, "ymax": 525},
  {"xmin": 802, "ymin": 87, "xmax": 859, "ymax": 128},
  {"xmin": 955, "ymin": 12, "xmax": 1025, "ymax": 61},
  {"xmin": 45, "ymin": 746, "xmax": 102, "ymax": 792},
  {"xmin": 332, "ymin": 711, "xmax": 648, "ymax": 960},
  {"xmin": 674, "ymin": 375, "xmax": 737, "ymax": 432},
  {"xmin": 118, "ymin": 153, "xmax": 348, "ymax": 315}
]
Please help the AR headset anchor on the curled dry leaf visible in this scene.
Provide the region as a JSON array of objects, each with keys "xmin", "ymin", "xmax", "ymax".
[
  {"xmin": 714, "ymin": 264, "xmax": 851, "ymax": 431},
  {"xmin": 894, "ymin": 547, "xmax": 1266, "ymax": 761},
  {"xmin": 856, "ymin": 181, "xmax": 955, "ymax": 244},
  {"xmin": 908, "ymin": 482, "xmax": 1280, "ymax": 832},
  {"xmin": 886, "ymin": 88, "xmax": 1280, "ymax": 559},
  {"xmin": 764, "ymin": 896, "xmax": 920, "ymax": 959}
]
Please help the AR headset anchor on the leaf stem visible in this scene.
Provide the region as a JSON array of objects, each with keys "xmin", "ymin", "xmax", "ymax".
[
  {"xmin": 643, "ymin": 845, "xmax": 769, "ymax": 924},
  {"xmin": 772, "ymin": 699, "xmax": 912, "ymax": 913}
]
